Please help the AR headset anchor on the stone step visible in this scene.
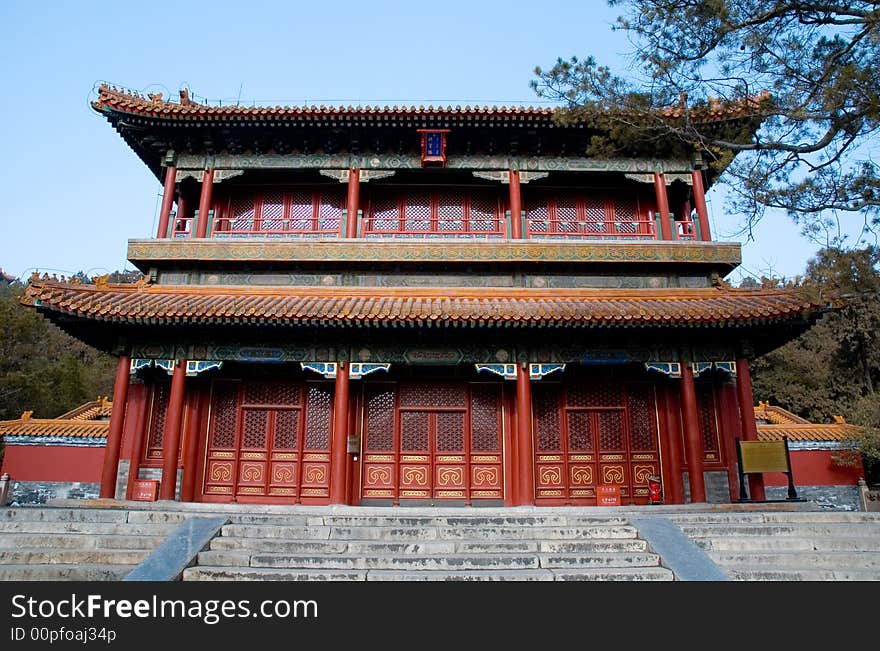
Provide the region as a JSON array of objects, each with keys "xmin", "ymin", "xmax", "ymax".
[
  {"xmin": 725, "ymin": 567, "xmax": 880, "ymax": 581},
  {"xmin": 208, "ymin": 537, "xmax": 648, "ymax": 555},
  {"xmin": 182, "ymin": 566, "xmax": 673, "ymax": 582},
  {"xmin": 710, "ymin": 551, "xmax": 880, "ymax": 569},
  {"xmin": 670, "ymin": 512, "xmax": 880, "ymax": 524},
  {"xmin": 0, "ymin": 521, "xmax": 178, "ymax": 536},
  {"xmin": 0, "ymin": 549, "xmax": 150, "ymax": 566},
  {"xmin": 196, "ymin": 549, "xmax": 659, "ymax": 570},
  {"xmin": 0, "ymin": 564, "xmax": 133, "ymax": 581},
  {"xmin": 551, "ymin": 567, "xmax": 674, "ymax": 581},
  {"xmin": 0, "ymin": 533, "xmax": 167, "ymax": 551},
  {"xmin": 197, "ymin": 551, "xmax": 543, "ymax": 570},
  {"xmin": 182, "ymin": 566, "xmax": 367, "ymax": 581},
  {"xmin": 1, "ymin": 508, "xmax": 129, "ymax": 523},
  {"xmin": 298, "ymin": 515, "xmax": 629, "ymax": 527},
  {"xmin": 679, "ymin": 523, "xmax": 880, "ymax": 537},
  {"xmin": 218, "ymin": 523, "xmax": 637, "ymax": 541},
  {"xmin": 693, "ymin": 535, "xmax": 880, "ymax": 552}
]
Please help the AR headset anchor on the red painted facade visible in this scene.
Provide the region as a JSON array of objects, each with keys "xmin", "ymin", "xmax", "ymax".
[{"xmin": 1, "ymin": 446, "xmax": 104, "ymax": 482}]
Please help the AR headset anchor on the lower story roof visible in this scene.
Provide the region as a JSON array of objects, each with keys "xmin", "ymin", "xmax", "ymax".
[{"xmin": 21, "ymin": 278, "xmax": 828, "ymax": 329}]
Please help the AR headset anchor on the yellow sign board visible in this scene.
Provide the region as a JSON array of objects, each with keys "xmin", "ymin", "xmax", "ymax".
[{"xmin": 738, "ymin": 441, "xmax": 790, "ymax": 473}]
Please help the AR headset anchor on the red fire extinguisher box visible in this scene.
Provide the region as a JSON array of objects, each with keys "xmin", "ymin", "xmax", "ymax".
[{"xmin": 131, "ymin": 480, "xmax": 159, "ymax": 501}]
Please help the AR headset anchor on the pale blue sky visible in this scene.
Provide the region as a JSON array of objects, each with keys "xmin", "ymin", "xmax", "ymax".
[{"xmin": 0, "ymin": 0, "xmax": 865, "ymax": 283}]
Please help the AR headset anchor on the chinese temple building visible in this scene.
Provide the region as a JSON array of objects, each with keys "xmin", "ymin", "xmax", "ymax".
[{"xmin": 20, "ymin": 84, "xmax": 832, "ymax": 507}]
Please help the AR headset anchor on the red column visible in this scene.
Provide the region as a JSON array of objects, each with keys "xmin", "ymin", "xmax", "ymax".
[
  {"xmin": 180, "ymin": 388, "xmax": 205, "ymax": 502},
  {"xmin": 509, "ymin": 170, "xmax": 523, "ymax": 239},
  {"xmin": 735, "ymin": 358, "xmax": 766, "ymax": 500},
  {"xmin": 125, "ymin": 383, "xmax": 151, "ymax": 500},
  {"xmin": 514, "ymin": 363, "xmax": 534, "ymax": 505},
  {"xmin": 100, "ymin": 356, "xmax": 131, "ymax": 498},
  {"xmin": 654, "ymin": 172, "xmax": 672, "ymax": 240},
  {"xmin": 330, "ymin": 362, "xmax": 351, "ymax": 504},
  {"xmin": 660, "ymin": 384, "xmax": 685, "ymax": 504},
  {"xmin": 195, "ymin": 169, "xmax": 215, "ymax": 238},
  {"xmin": 156, "ymin": 166, "xmax": 177, "ymax": 238},
  {"xmin": 345, "ymin": 169, "xmax": 360, "ymax": 238},
  {"xmin": 159, "ymin": 361, "xmax": 187, "ymax": 500},
  {"xmin": 691, "ymin": 169, "xmax": 711, "ymax": 241},
  {"xmin": 680, "ymin": 364, "xmax": 707, "ymax": 502}
]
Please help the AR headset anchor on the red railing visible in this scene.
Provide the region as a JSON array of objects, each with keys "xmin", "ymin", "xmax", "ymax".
[
  {"xmin": 362, "ymin": 193, "xmax": 505, "ymax": 238},
  {"xmin": 170, "ymin": 214, "xmax": 193, "ymax": 238},
  {"xmin": 526, "ymin": 211, "xmax": 657, "ymax": 239},
  {"xmin": 674, "ymin": 218, "xmax": 697, "ymax": 240},
  {"xmin": 211, "ymin": 213, "xmax": 341, "ymax": 237}
]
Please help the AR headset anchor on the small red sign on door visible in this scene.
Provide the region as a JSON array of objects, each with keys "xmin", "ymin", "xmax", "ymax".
[
  {"xmin": 597, "ymin": 484, "xmax": 621, "ymax": 506},
  {"xmin": 131, "ymin": 480, "xmax": 159, "ymax": 501}
]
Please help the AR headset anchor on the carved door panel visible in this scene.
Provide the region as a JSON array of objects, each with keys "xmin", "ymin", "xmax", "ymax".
[
  {"xmin": 360, "ymin": 381, "xmax": 504, "ymax": 503},
  {"xmin": 200, "ymin": 381, "xmax": 332, "ymax": 504},
  {"xmin": 534, "ymin": 381, "xmax": 660, "ymax": 505}
]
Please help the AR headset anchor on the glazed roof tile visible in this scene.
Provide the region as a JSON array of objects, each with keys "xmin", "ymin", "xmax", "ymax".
[
  {"xmin": 754, "ymin": 402, "xmax": 862, "ymax": 442},
  {"xmin": 92, "ymin": 85, "xmax": 769, "ymax": 125},
  {"xmin": 0, "ymin": 398, "xmax": 112, "ymax": 440},
  {"xmin": 22, "ymin": 277, "xmax": 824, "ymax": 328}
]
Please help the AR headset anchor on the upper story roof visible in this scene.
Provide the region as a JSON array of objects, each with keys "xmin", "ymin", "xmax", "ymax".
[
  {"xmin": 94, "ymin": 85, "xmax": 766, "ymax": 125},
  {"xmin": 92, "ymin": 84, "xmax": 768, "ymax": 182}
]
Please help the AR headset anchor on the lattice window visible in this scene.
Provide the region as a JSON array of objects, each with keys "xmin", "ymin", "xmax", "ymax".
[
  {"xmin": 613, "ymin": 197, "xmax": 639, "ymax": 234},
  {"xmin": 210, "ymin": 383, "xmax": 238, "ymax": 448},
  {"xmin": 317, "ymin": 191, "xmax": 343, "ymax": 232},
  {"xmin": 697, "ymin": 385, "xmax": 719, "ymax": 454},
  {"xmin": 371, "ymin": 198, "xmax": 399, "ymax": 231},
  {"xmin": 437, "ymin": 192, "xmax": 464, "ymax": 232},
  {"xmin": 525, "ymin": 199, "xmax": 549, "ymax": 233},
  {"xmin": 399, "ymin": 383, "xmax": 467, "ymax": 409},
  {"xmin": 583, "ymin": 198, "xmax": 606, "ymax": 233},
  {"xmin": 244, "ymin": 382, "xmax": 301, "ymax": 407},
  {"xmin": 146, "ymin": 383, "xmax": 170, "ymax": 455},
  {"xmin": 401, "ymin": 411, "xmax": 429, "ymax": 451},
  {"xmin": 365, "ymin": 386, "xmax": 395, "ymax": 451},
  {"xmin": 289, "ymin": 192, "xmax": 314, "ymax": 231},
  {"xmin": 555, "ymin": 197, "xmax": 579, "ymax": 233},
  {"xmin": 566, "ymin": 411, "xmax": 593, "ymax": 451},
  {"xmin": 230, "ymin": 196, "xmax": 255, "ymax": 231},
  {"xmin": 470, "ymin": 195, "xmax": 498, "ymax": 232},
  {"xmin": 436, "ymin": 411, "xmax": 465, "ymax": 451},
  {"xmin": 242, "ymin": 409, "xmax": 269, "ymax": 449},
  {"xmin": 404, "ymin": 194, "xmax": 431, "ymax": 231},
  {"xmin": 627, "ymin": 384, "xmax": 658, "ymax": 451},
  {"xmin": 470, "ymin": 385, "xmax": 501, "ymax": 452},
  {"xmin": 533, "ymin": 384, "xmax": 562, "ymax": 452},
  {"xmin": 261, "ymin": 192, "xmax": 285, "ymax": 231},
  {"xmin": 273, "ymin": 410, "xmax": 300, "ymax": 450},
  {"xmin": 304, "ymin": 385, "xmax": 332, "ymax": 450},
  {"xmin": 597, "ymin": 410, "xmax": 625, "ymax": 450},
  {"xmin": 567, "ymin": 382, "xmax": 624, "ymax": 408}
]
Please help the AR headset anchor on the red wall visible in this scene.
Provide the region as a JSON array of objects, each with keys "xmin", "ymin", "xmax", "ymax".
[
  {"xmin": 763, "ymin": 450, "xmax": 864, "ymax": 487},
  {"xmin": 1, "ymin": 445, "xmax": 104, "ymax": 482}
]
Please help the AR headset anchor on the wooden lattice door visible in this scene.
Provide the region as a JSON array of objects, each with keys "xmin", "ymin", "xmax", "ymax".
[
  {"xmin": 200, "ymin": 380, "xmax": 332, "ymax": 504},
  {"xmin": 360, "ymin": 381, "xmax": 504, "ymax": 503},
  {"xmin": 533, "ymin": 381, "xmax": 660, "ymax": 505}
]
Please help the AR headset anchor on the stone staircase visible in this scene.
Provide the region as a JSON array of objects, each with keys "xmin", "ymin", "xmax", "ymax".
[
  {"xmin": 670, "ymin": 511, "xmax": 880, "ymax": 580},
  {"xmin": 183, "ymin": 512, "xmax": 673, "ymax": 581},
  {"xmin": 5, "ymin": 502, "xmax": 880, "ymax": 582},
  {"xmin": 0, "ymin": 506, "xmax": 181, "ymax": 580}
]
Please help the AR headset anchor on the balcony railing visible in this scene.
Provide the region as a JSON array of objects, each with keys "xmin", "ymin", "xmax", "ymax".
[
  {"xmin": 211, "ymin": 212, "xmax": 341, "ymax": 238},
  {"xmin": 525, "ymin": 211, "xmax": 657, "ymax": 240},
  {"xmin": 166, "ymin": 209, "xmax": 702, "ymax": 241}
]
